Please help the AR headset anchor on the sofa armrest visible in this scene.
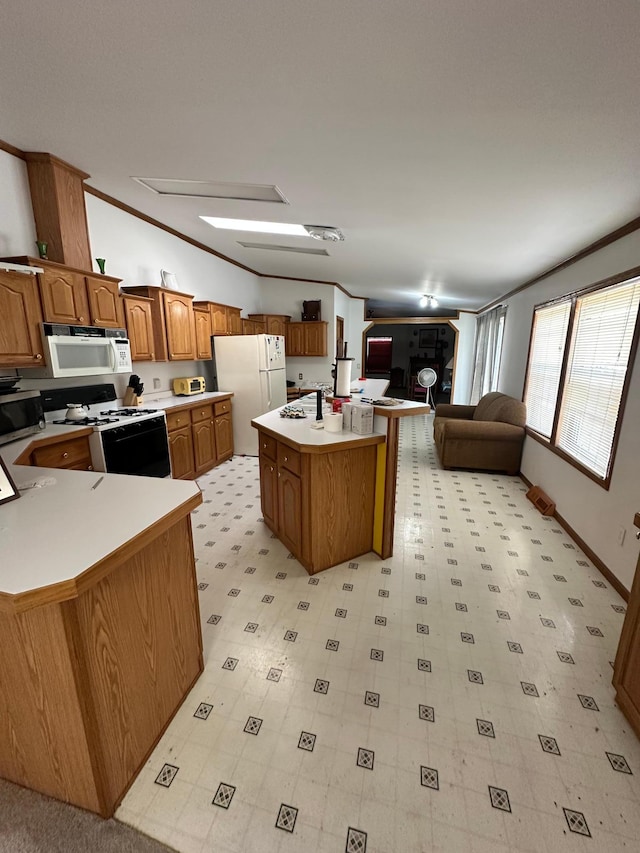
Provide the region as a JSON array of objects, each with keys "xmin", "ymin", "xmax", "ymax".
[
  {"xmin": 434, "ymin": 403, "xmax": 476, "ymax": 420},
  {"xmin": 442, "ymin": 419, "xmax": 524, "ymax": 440}
]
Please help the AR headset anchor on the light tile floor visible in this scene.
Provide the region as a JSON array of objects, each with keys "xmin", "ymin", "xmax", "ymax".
[{"xmin": 117, "ymin": 415, "xmax": 640, "ymax": 852}]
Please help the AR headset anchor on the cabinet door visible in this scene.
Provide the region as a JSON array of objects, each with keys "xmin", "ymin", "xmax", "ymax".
[
  {"xmin": 85, "ymin": 276, "xmax": 124, "ymax": 328},
  {"xmin": 194, "ymin": 308, "xmax": 212, "ymax": 359},
  {"xmin": 0, "ymin": 271, "xmax": 45, "ymax": 367},
  {"xmin": 304, "ymin": 322, "xmax": 327, "ymax": 356},
  {"xmin": 278, "ymin": 467, "xmax": 302, "ymax": 555},
  {"xmin": 39, "ymin": 268, "xmax": 90, "ymax": 325},
  {"xmin": 214, "ymin": 413, "xmax": 234, "ymax": 462},
  {"xmin": 163, "ymin": 292, "xmax": 195, "ymax": 360},
  {"xmin": 286, "ymin": 323, "xmax": 305, "ymax": 356},
  {"xmin": 253, "ymin": 321, "xmax": 266, "ymax": 335},
  {"xmin": 242, "ymin": 319, "xmax": 255, "ymax": 335},
  {"xmin": 267, "ymin": 317, "xmax": 287, "ymax": 337},
  {"xmin": 168, "ymin": 426, "xmax": 195, "ymax": 479},
  {"xmin": 259, "ymin": 455, "xmax": 278, "ymax": 530},
  {"xmin": 227, "ymin": 308, "xmax": 242, "ymax": 335},
  {"xmin": 192, "ymin": 418, "xmax": 216, "ymax": 475},
  {"xmin": 210, "ymin": 304, "xmax": 228, "ymax": 335},
  {"xmin": 123, "ymin": 297, "xmax": 155, "ymax": 361}
]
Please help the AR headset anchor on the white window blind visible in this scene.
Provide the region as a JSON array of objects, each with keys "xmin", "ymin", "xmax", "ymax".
[
  {"xmin": 524, "ymin": 302, "xmax": 571, "ymax": 437},
  {"xmin": 556, "ymin": 278, "xmax": 640, "ymax": 478}
]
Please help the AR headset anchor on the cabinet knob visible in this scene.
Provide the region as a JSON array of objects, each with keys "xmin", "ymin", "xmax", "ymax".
[
  {"xmin": 79, "ymin": 317, "xmax": 85, "ymax": 323},
  {"xmin": 636, "ymin": 530, "xmax": 640, "ymax": 540},
  {"xmin": 62, "ymin": 452, "xmax": 69, "ymax": 459},
  {"xmin": 284, "ymin": 455, "xmax": 288, "ymax": 461},
  {"xmin": 34, "ymin": 353, "xmax": 42, "ymax": 360},
  {"xmin": 278, "ymin": 471, "xmax": 281, "ymax": 478},
  {"xmin": 88, "ymin": 465, "xmax": 93, "ymax": 471}
]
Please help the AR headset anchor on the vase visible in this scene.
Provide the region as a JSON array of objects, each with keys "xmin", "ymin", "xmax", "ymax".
[
  {"xmin": 36, "ymin": 240, "xmax": 48, "ymax": 260},
  {"xmin": 95, "ymin": 258, "xmax": 106, "ymax": 274}
]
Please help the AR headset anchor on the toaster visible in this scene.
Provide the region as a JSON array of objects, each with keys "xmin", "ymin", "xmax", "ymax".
[{"xmin": 173, "ymin": 376, "xmax": 206, "ymax": 396}]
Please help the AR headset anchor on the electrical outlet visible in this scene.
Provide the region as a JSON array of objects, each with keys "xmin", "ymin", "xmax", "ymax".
[
  {"xmin": 153, "ymin": 378, "xmax": 161, "ymax": 390},
  {"xmin": 298, "ymin": 373, "xmax": 303, "ymax": 380},
  {"xmin": 617, "ymin": 525, "xmax": 626, "ymax": 546}
]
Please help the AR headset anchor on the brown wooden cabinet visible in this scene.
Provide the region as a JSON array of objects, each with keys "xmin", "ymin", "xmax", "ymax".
[
  {"xmin": 613, "ymin": 512, "xmax": 640, "ymax": 739},
  {"xmin": 168, "ymin": 425, "xmax": 195, "ymax": 480},
  {"xmin": 0, "ymin": 270, "xmax": 46, "ymax": 368},
  {"xmin": 194, "ymin": 306, "xmax": 213, "ymax": 359},
  {"xmin": 210, "ymin": 303, "xmax": 228, "ymax": 335},
  {"xmin": 21, "ymin": 432, "xmax": 94, "ymax": 472},
  {"xmin": 249, "ymin": 314, "xmax": 290, "ymax": 337},
  {"xmin": 123, "ymin": 295, "xmax": 155, "ymax": 361},
  {"xmin": 167, "ymin": 398, "xmax": 233, "ymax": 479},
  {"xmin": 85, "ymin": 275, "xmax": 124, "ymax": 328},
  {"xmin": 242, "ymin": 319, "xmax": 256, "ymax": 335},
  {"xmin": 256, "ymin": 428, "xmax": 378, "ymax": 573},
  {"xmin": 286, "ymin": 321, "xmax": 327, "ymax": 357},
  {"xmin": 1, "ymin": 257, "xmax": 124, "ymax": 330},
  {"xmin": 227, "ymin": 307, "xmax": 242, "ymax": 335},
  {"xmin": 122, "ymin": 286, "xmax": 195, "ymax": 361},
  {"xmin": 214, "ymin": 399, "xmax": 234, "ymax": 462}
]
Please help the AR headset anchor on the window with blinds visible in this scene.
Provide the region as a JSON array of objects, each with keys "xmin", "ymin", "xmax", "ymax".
[
  {"xmin": 524, "ymin": 273, "xmax": 640, "ymax": 484},
  {"xmin": 556, "ymin": 277, "xmax": 640, "ymax": 478},
  {"xmin": 524, "ymin": 302, "xmax": 571, "ymax": 437}
]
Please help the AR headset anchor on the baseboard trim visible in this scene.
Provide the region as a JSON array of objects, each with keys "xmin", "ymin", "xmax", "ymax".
[{"xmin": 519, "ymin": 475, "xmax": 629, "ymax": 603}]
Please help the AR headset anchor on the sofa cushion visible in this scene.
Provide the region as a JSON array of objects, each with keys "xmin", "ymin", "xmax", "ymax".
[{"xmin": 473, "ymin": 392, "xmax": 526, "ymax": 428}]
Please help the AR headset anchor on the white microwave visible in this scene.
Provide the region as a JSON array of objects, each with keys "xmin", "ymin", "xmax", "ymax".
[{"xmin": 28, "ymin": 323, "xmax": 133, "ymax": 378}]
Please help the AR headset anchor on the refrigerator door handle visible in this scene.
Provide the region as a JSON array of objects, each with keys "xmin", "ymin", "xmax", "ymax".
[{"xmin": 265, "ymin": 370, "xmax": 272, "ymax": 409}]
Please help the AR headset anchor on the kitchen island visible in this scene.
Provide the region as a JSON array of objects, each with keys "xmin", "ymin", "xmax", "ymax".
[
  {"xmin": 252, "ymin": 398, "xmax": 429, "ymax": 573},
  {"xmin": 0, "ymin": 439, "xmax": 203, "ymax": 817}
]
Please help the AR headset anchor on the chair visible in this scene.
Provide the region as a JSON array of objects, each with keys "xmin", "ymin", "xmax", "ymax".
[{"xmin": 410, "ymin": 375, "xmax": 428, "ymax": 402}]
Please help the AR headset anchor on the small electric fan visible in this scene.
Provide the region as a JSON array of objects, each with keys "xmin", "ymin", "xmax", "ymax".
[{"xmin": 417, "ymin": 367, "xmax": 438, "ymax": 409}]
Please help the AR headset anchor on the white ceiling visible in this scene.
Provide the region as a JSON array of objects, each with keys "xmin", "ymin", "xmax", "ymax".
[{"xmin": 2, "ymin": 0, "xmax": 640, "ymax": 311}]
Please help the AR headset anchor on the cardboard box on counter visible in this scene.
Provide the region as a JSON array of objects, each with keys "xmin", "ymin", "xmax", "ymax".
[{"xmin": 350, "ymin": 403, "xmax": 374, "ymax": 435}]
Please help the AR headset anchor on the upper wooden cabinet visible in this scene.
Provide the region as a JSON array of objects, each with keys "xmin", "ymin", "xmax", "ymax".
[
  {"xmin": 85, "ymin": 275, "xmax": 124, "ymax": 328},
  {"xmin": 227, "ymin": 307, "xmax": 242, "ymax": 335},
  {"xmin": 0, "ymin": 270, "xmax": 45, "ymax": 368},
  {"xmin": 193, "ymin": 301, "xmax": 243, "ymax": 337},
  {"xmin": 122, "ymin": 295, "xmax": 155, "ymax": 361},
  {"xmin": 248, "ymin": 314, "xmax": 290, "ymax": 337},
  {"xmin": 1, "ymin": 257, "xmax": 124, "ymax": 329},
  {"xmin": 122, "ymin": 286, "xmax": 195, "ymax": 361},
  {"xmin": 193, "ymin": 306, "xmax": 212, "ymax": 360},
  {"xmin": 24, "ymin": 153, "xmax": 92, "ymax": 270},
  {"xmin": 286, "ymin": 321, "xmax": 328, "ymax": 357}
]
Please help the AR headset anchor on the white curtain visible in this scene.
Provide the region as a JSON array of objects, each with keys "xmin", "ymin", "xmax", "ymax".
[{"xmin": 470, "ymin": 306, "xmax": 507, "ymax": 404}]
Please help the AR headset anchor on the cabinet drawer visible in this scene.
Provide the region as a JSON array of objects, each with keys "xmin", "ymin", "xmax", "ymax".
[
  {"xmin": 214, "ymin": 399, "xmax": 231, "ymax": 416},
  {"xmin": 166, "ymin": 410, "xmax": 190, "ymax": 431},
  {"xmin": 191, "ymin": 404, "xmax": 213, "ymax": 424},
  {"xmin": 32, "ymin": 436, "xmax": 91, "ymax": 469},
  {"xmin": 278, "ymin": 443, "xmax": 301, "ymax": 476},
  {"xmin": 259, "ymin": 433, "xmax": 277, "ymax": 460}
]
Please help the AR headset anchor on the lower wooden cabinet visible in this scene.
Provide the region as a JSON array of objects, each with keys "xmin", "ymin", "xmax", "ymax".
[
  {"xmin": 27, "ymin": 433, "xmax": 94, "ymax": 471},
  {"xmin": 168, "ymin": 425, "xmax": 195, "ymax": 480},
  {"xmin": 613, "ymin": 513, "xmax": 640, "ymax": 739},
  {"xmin": 257, "ymin": 429, "xmax": 377, "ymax": 573},
  {"xmin": 167, "ymin": 398, "xmax": 233, "ymax": 479}
]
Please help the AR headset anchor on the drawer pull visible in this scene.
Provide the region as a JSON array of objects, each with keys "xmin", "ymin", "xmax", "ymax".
[
  {"xmin": 34, "ymin": 353, "xmax": 42, "ymax": 360},
  {"xmin": 284, "ymin": 455, "xmax": 288, "ymax": 461},
  {"xmin": 62, "ymin": 452, "xmax": 69, "ymax": 459}
]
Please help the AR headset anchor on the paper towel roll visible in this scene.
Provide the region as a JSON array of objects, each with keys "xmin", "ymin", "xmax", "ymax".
[
  {"xmin": 334, "ymin": 360, "xmax": 352, "ymax": 397},
  {"xmin": 323, "ymin": 412, "xmax": 343, "ymax": 433}
]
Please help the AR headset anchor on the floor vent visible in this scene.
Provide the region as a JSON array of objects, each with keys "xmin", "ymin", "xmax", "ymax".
[{"xmin": 526, "ymin": 485, "xmax": 555, "ymax": 516}]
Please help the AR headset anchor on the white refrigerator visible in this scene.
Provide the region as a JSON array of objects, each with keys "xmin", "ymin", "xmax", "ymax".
[{"xmin": 213, "ymin": 334, "xmax": 287, "ymax": 455}]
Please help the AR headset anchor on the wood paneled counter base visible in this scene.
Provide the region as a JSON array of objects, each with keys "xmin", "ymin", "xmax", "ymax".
[
  {"xmin": 0, "ymin": 490, "xmax": 203, "ymax": 817},
  {"xmin": 252, "ymin": 400, "xmax": 429, "ymax": 573}
]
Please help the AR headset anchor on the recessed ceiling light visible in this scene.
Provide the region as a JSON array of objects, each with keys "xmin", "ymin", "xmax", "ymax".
[
  {"xmin": 419, "ymin": 294, "xmax": 439, "ymax": 308},
  {"xmin": 200, "ymin": 217, "xmax": 309, "ymax": 236},
  {"xmin": 134, "ymin": 178, "xmax": 288, "ymax": 203}
]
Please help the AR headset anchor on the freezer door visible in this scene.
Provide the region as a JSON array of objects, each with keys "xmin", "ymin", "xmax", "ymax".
[{"xmin": 258, "ymin": 334, "xmax": 286, "ymax": 371}]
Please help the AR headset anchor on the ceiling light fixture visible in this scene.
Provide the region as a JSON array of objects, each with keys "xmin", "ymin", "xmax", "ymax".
[
  {"xmin": 303, "ymin": 225, "xmax": 344, "ymax": 242},
  {"xmin": 419, "ymin": 294, "xmax": 439, "ymax": 308},
  {"xmin": 200, "ymin": 217, "xmax": 309, "ymax": 236}
]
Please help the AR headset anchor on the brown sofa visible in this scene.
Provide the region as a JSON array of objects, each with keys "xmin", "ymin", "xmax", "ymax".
[{"xmin": 433, "ymin": 392, "xmax": 526, "ymax": 474}]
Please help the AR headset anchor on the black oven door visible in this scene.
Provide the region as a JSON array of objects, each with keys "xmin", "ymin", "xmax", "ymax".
[{"xmin": 100, "ymin": 416, "xmax": 171, "ymax": 478}]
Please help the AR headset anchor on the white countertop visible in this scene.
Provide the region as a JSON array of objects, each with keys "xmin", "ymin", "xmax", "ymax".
[
  {"xmin": 143, "ymin": 390, "xmax": 233, "ymax": 411},
  {"xmin": 0, "ymin": 392, "xmax": 231, "ymax": 600}
]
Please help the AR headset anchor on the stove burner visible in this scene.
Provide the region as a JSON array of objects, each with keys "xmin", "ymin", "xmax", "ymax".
[
  {"xmin": 53, "ymin": 417, "xmax": 120, "ymax": 426},
  {"xmin": 100, "ymin": 408, "xmax": 158, "ymax": 417}
]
